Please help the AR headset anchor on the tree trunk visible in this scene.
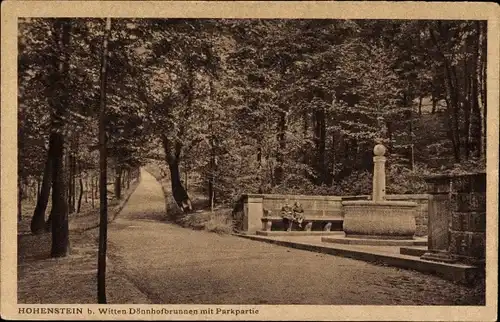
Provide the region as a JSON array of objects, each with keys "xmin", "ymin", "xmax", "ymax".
[
  {"xmin": 67, "ymin": 152, "xmax": 73, "ymax": 214},
  {"xmin": 430, "ymin": 23, "xmax": 461, "ymax": 162},
  {"xmin": 162, "ymin": 135, "xmax": 191, "ymax": 212},
  {"xmin": 30, "ymin": 144, "xmax": 53, "ymax": 234},
  {"xmin": 463, "ymin": 63, "xmax": 472, "ymax": 161},
  {"xmin": 208, "ymin": 78, "xmax": 216, "ymax": 210},
  {"xmin": 274, "ymin": 104, "xmax": 289, "ymax": 186},
  {"xmin": 184, "ymin": 169, "xmax": 188, "ymax": 192},
  {"xmin": 209, "ymin": 154, "xmax": 215, "ymax": 212},
  {"xmin": 257, "ymin": 146, "xmax": 262, "ymax": 168},
  {"xmin": 208, "ymin": 177, "xmax": 214, "ymax": 211},
  {"xmin": 352, "ymin": 139, "xmax": 360, "ymax": 170},
  {"xmin": 169, "ymin": 158, "xmax": 191, "ymax": 212},
  {"xmin": 470, "ymin": 21, "xmax": 482, "ymax": 158},
  {"xmin": 121, "ymin": 169, "xmax": 127, "ymax": 190},
  {"xmin": 418, "ymin": 95, "xmax": 423, "ymax": 115},
  {"xmin": 330, "ymin": 131, "xmax": 336, "ymax": 186},
  {"xmin": 48, "ymin": 18, "xmax": 71, "ymax": 257},
  {"xmin": 431, "ymin": 92, "xmax": 437, "ymax": 114},
  {"xmin": 409, "ymin": 105, "xmax": 414, "ymax": 171},
  {"xmin": 18, "ymin": 178, "xmax": 23, "ymax": 222},
  {"xmin": 444, "ymin": 97, "xmax": 460, "ymax": 163},
  {"xmin": 114, "ymin": 167, "xmax": 122, "ymax": 200},
  {"xmin": 85, "ymin": 174, "xmax": 88, "ymax": 203},
  {"xmin": 257, "ymin": 141, "xmax": 264, "ymax": 193},
  {"xmin": 72, "ymin": 152, "xmax": 77, "ymax": 211},
  {"xmin": 450, "ymin": 66, "xmax": 462, "ymax": 162},
  {"xmin": 91, "ymin": 175, "xmax": 95, "ymax": 208},
  {"xmin": 37, "ymin": 176, "xmax": 41, "ymax": 198},
  {"xmin": 302, "ymin": 110, "xmax": 309, "ymax": 179},
  {"xmin": 481, "ymin": 21, "xmax": 487, "ymax": 157},
  {"xmin": 313, "ymin": 106, "xmax": 327, "ymax": 185},
  {"xmin": 97, "ymin": 17, "xmax": 112, "ymax": 305},
  {"xmin": 94, "ymin": 176, "xmax": 99, "ymax": 200},
  {"xmin": 77, "ymin": 174, "xmax": 83, "ymax": 213},
  {"xmin": 208, "ymin": 139, "xmax": 216, "ymax": 211},
  {"xmin": 386, "ymin": 121, "xmax": 393, "ymax": 148},
  {"xmin": 50, "ymin": 132, "xmax": 70, "ymax": 258}
]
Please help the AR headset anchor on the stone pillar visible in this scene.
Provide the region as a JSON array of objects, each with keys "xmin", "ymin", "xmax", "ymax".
[
  {"xmin": 372, "ymin": 143, "xmax": 387, "ymax": 201},
  {"xmin": 421, "ymin": 175, "xmax": 453, "ymax": 262},
  {"xmin": 243, "ymin": 195, "xmax": 263, "ymax": 234}
]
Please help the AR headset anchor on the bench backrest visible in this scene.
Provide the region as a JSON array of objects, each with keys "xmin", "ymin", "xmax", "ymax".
[{"xmin": 260, "ymin": 194, "xmax": 343, "ymax": 218}]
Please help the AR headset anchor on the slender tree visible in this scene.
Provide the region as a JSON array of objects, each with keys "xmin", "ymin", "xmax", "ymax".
[
  {"xmin": 97, "ymin": 17, "xmax": 112, "ymax": 304},
  {"xmin": 49, "ymin": 19, "xmax": 72, "ymax": 257}
]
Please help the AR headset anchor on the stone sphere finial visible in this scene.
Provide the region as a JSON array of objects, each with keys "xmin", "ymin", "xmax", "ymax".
[{"xmin": 374, "ymin": 143, "xmax": 386, "ymax": 156}]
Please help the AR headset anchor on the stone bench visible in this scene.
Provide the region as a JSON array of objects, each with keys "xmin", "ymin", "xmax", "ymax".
[
  {"xmin": 234, "ymin": 194, "xmax": 343, "ymax": 234},
  {"xmin": 261, "ymin": 215, "xmax": 343, "ymax": 232}
]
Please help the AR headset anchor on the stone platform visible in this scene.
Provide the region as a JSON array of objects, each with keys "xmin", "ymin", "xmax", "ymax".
[
  {"xmin": 235, "ymin": 233, "xmax": 482, "ymax": 285},
  {"xmin": 322, "ymin": 235, "xmax": 428, "ymax": 246}
]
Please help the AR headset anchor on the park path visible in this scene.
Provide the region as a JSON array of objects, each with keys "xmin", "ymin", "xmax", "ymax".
[{"xmin": 107, "ymin": 169, "xmax": 482, "ymax": 305}]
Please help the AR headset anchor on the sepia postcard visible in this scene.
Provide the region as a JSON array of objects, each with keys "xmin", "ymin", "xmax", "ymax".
[{"xmin": 1, "ymin": 1, "xmax": 499, "ymax": 321}]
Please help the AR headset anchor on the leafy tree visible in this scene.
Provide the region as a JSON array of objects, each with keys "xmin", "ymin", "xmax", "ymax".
[{"xmin": 19, "ymin": 18, "xmax": 487, "ymax": 218}]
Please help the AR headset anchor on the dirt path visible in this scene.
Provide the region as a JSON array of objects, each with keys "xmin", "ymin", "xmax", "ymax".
[{"xmin": 107, "ymin": 169, "xmax": 483, "ymax": 305}]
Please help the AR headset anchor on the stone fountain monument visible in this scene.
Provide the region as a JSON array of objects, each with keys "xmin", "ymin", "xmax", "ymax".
[{"xmin": 323, "ymin": 142, "xmax": 421, "ymax": 245}]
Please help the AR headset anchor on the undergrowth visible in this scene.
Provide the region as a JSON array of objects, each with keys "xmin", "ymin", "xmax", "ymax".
[
  {"xmin": 145, "ymin": 163, "xmax": 234, "ymax": 235},
  {"xmin": 166, "ymin": 201, "xmax": 234, "ymax": 234}
]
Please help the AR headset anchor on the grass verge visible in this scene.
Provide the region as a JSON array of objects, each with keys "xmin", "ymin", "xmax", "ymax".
[
  {"xmin": 144, "ymin": 163, "xmax": 234, "ymax": 235},
  {"xmin": 168, "ymin": 203, "xmax": 234, "ymax": 234}
]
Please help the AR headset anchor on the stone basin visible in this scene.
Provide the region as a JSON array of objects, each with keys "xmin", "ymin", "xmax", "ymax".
[{"xmin": 342, "ymin": 200, "xmax": 417, "ymax": 239}]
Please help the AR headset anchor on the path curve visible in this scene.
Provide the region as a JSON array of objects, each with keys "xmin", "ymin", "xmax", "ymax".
[{"xmin": 107, "ymin": 169, "xmax": 481, "ymax": 305}]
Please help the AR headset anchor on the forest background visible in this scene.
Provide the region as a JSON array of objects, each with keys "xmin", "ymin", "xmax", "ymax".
[{"xmin": 18, "ymin": 19, "xmax": 487, "ymax": 242}]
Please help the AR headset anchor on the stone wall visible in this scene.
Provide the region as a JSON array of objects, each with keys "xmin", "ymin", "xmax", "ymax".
[
  {"xmin": 235, "ymin": 193, "xmax": 429, "ymax": 236},
  {"xmin": 449, "ymin": 173, "xmax": 486, "ymax": 264},
  {"xmin": 423, "ymin": 172, "xmax": 486, "ymax": 265}
]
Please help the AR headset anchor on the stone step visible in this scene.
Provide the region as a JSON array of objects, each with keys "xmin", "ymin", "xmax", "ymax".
[
  {"xmin": 399, "ymin": 246, "xmax": 428, "ymax": 257},
  {"xmin": 322, "ymin": 236, "xmax": 428, "ymax": 247}
]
